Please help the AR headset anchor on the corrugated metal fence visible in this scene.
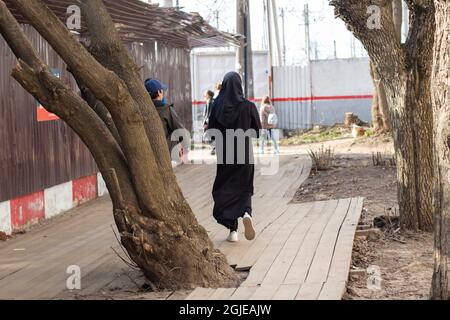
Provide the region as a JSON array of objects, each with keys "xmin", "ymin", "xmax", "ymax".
[
  {"xmin": 272, "ymin": 58, "xmax": 373, "ymax": 130},
  {"xmin": 130, "ymin": 42, "xmax": 193, "ymax": 131},
  {"xmin": 272, "ymin": 66, "xmax": 312, "ymax": 130},
  {"xmin": 0, "ymin": 26, "xmax": 192, "ymax": 202}
]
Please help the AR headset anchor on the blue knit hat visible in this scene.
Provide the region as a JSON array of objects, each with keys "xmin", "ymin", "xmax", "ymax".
[{"xmin": 145, "ymin": 78, "xmax": 168, "ymax": 97}]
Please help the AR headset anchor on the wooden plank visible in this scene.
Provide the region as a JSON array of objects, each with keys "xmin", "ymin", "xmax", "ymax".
[
  {"xmin": 283, "ymin": 200, "xmax": 339, "ymax": 285},
  {"xmin": 208, "ymin": 288, "xmax": 237, "ymax": 300},
  {"xmin": 167, "ymin": 290, "xmax": 191, "ymax": 300},
  {"xmin": 304, "ymin": 199, "xmax": 352, "ymax": 284},
  {"xmin": 324, "ymin": 198, "xmax": 364, "ymax": 285},
  {"xmin": 295, "ymin": 282, "xmax": 324, "ymax": 300},
  {"xmin": 229, "ymin": 286, "xmax": 258, "ymax": 300},
  {"xmin": 186, "ymin": 288, "xmax": 216, "ymax": 300},
  {"xmin": 272, "ymin": 284, "xmax": 300, "ymax": 300},
  {"xmin": 241, "ymin": 203, "xmax": 314, "ymax": 287},
  {"xmin": 260, "ymin": 201, "xmax": 322, "ymax": 287},
  {"xmin": 228, "ymin": 205, "xmax": 295, "ymax": 269},
  {"xmin": 259, "ymin": 161, "xmax": 299, "ymax": 198},
  {"xmin": 214, "ymin": 200, "xmax": 290, "ymax": 260},
  {"xmin": 249, "ymin": 284, "xmax": 279, "ymax": 300},
  {"xmin": 318, "ymin": 281, "xmax": 347, "ymax": 300},
  {"xmin": 284, "ymin": 157, "xmax": 312, "ymax": 198},
  {"xmin": 0, "ymin": 225, "xmax": 115, "ymax": 299}
]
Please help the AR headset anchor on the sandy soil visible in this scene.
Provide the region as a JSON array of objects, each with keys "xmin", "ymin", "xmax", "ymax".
[{"xmin": 288, "ymin": 135, "xmax": 434, "ymax": 300}]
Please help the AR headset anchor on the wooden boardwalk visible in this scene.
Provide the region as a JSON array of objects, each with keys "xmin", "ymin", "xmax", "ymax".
[
  {"xmin": 0, "ymin": 154, "xmax": 363, "ymax": 300},
  {"xmin": 186, "ymin": 197, "xmax": 363, "ymax": 300}
]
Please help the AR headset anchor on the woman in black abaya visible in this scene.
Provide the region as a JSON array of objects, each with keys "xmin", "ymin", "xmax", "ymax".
[{"xmin": 207, "ymin": 72, "xmax": 262, "ymax": 243}]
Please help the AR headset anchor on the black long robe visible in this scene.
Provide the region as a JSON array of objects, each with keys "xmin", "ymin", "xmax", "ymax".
[{"xmin": 208, "ymin": 77, "xmax": 262, "ymax": 231}]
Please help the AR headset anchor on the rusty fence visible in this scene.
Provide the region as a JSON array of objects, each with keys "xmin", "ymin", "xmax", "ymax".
[{"xmin": 0, "ymin": 26, "xmax": 193, "ymax": 202}]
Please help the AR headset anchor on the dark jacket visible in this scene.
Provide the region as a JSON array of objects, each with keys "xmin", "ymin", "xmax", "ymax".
[
  {"xmin": 153, "ymin": 100, "xmax": 189, "ymax": 152},
  {"xmin": 204, "ymin": 99, "xmax": 214, "ymax": 125}
]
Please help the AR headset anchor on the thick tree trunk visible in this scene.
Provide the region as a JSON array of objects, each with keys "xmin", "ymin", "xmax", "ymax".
[
  {"xmin": 0, "ymin": 0, "xmax": 239, "ymax": 290},
  {"xmin": 331, "ymin": 0, "xmax": 434, "ymax": 231},
  {"xmin": 403, "ymin": 1, "xmax": 435, "ymax": 231},
  {"xmin": 430, "ymin": 0, "xmax": 450, "ymax": 300}
]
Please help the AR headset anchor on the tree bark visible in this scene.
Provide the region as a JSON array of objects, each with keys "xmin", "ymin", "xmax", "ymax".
[
  {"xmin": 430, "ymin": 0, "xmax": 450, "ymax": 300},
  {"xmin": 0, "ymin": 0, "xmax": 239, "ymax": 290},
  {"xmin": 369, "ymin": 0, "xmax": 401, "ymax": 134},
  {"xmin": 370, "ymin": 62, "xmax": 384, "ymax": 134},
  {"xmin": 392, "ymin": 0, "xmax": 403, "ymax": 42},
  {"xmin": 331, "ymin": 0, "xmax": 434, "ymax": 231}
]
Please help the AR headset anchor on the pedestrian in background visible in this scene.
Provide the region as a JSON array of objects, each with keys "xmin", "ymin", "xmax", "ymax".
[{"xmin": 259, "ymin": 96, "xmax": 280, "ymax": 155}]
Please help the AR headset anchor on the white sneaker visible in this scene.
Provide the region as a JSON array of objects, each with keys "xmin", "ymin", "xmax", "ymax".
[
  {"xmin": 243, "ymin": 213, "xmax": 256, "ymax": 241},
  {"xmin": 227, "ymin": 231, "xmax": 239, "ymax": 243}
]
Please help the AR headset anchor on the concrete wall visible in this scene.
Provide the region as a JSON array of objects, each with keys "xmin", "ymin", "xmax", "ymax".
[{"xmin": 0, "ymin": 174, "xmax": 109, "ymax": 236}]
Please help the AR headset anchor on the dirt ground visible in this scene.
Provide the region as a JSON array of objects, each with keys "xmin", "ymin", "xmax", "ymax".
[{"xmin": 288, "ymin": 134, "xmax": 434, "ymax": 300}]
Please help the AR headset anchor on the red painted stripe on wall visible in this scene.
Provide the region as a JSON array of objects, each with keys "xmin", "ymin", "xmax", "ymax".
[
  {"xmin": 10, "ymin": 191, "xmax": 45, "ymax": 230},
  {"xmin": 192, "ymin": 94, "xmax": 373, "ymax": 106},
  {"xmin": 272, "ymin": 95, "xmax": 373, "ymax": 102},
  {"xmin": 72, "ymin": 175, "xmax": 98, "ymax": 207}
]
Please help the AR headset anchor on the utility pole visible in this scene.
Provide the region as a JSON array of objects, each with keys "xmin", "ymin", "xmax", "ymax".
[
  {"xmin": 333, "ymin": 40, "xmax": 337, "ymax": 59},
  {"xmin": 304, "ymin": 3, "xmax": 311, "ymax": 63},
  {"xmin": 271, "ymin": 0, "xmax": 282, "ymax": 66},
  {"xmin": 304, "ymin": 3, "xmax": 313, "ymax": 128},
  {"xmin": 236, "ymin": 0, "xmax": 254, "ymax": 99},
  {"xmin": 280, "ymin": 7, "xmax": 287, "ymax": 66},
  {"xmin": 213, "ymin": 10, "xmax": 220, "ymax": 29},
  {"xmin": 265, "ymin": 0, "xmax": 274, "ymax": 97}
]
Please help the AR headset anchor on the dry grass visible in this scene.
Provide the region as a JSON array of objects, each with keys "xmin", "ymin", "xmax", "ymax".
[
  {"xmin": 308, "ymin": 145, "xmax": 335, "ymax": 172},
  {"xmin": 372, "ymin": 152, "xmax": 396, "ymax": 167}
]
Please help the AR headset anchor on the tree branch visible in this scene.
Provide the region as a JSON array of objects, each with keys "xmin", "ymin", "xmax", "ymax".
[
  {"xmin": 9, "ymin": 0, "xmax": 168, "ymax": 219},
  {"xmin": 79, "ymin": 0, "xmax": 181, "ymax": 198},
  {"xmin": 330, "ymin": 0, "xmax": 406, "ymax": 88},
  {"xmin": 72, "ymin": 71, "xmax": 123, "ymax": 145}
]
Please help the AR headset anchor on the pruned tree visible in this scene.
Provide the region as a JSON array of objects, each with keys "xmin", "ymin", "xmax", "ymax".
[
  {"xmin": 0, "ymin": 0, "xmax": 239, "ymax": 290},
  {"xmin": 430, "ymin": 0, "xmax": 450, "ymax": 300},
  {"xmin": 330, "ymin": 0, "xmax": 435, "ymax": 231}
]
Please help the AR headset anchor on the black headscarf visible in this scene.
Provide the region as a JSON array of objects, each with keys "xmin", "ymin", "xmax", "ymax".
[{"xmin": 213, "ymin": 71, "xmax": 245, "ymax": 128}]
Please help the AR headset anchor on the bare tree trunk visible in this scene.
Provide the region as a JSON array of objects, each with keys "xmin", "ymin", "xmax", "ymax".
[
  {"xmin": 331, "ymin": 0, "xmax": 434, "ymax": 231},
  {"xmin": 370, "ymin": 61, "xmax": 383, "ymax": 133},
  {"xmin": 0, "ymin": 0, "xmax": 239, "ymax": 290},
  {"xmin": 370, "ymin": 61, "xmax": 391, "ymax": 133},
  {"xmin": 431, "ymin": 0, "xmax": 450, "ymax": 300}
]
